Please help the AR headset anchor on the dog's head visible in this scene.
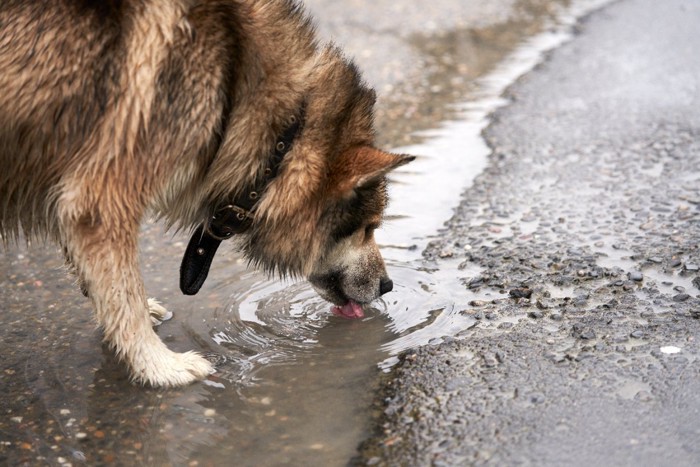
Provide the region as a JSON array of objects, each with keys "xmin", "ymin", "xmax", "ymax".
[
  {"xmin": 307, "ymin": 147, "xmax": 413, "ymax": 318},
  {"xmin": 211, "ymin": 46, "xmax": 414, "ymax": 316},
  {"xmin": 249, "ymin": 143, "xmax": 413, "ymax": 318}
]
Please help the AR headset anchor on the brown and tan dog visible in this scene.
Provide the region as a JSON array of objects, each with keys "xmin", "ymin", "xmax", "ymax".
[{"xmin": 0, "ymin": 0, "xmax": 412, "ymax": 387}]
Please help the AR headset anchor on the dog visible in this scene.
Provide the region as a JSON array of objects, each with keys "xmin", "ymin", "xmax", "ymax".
[{"xmin": 0, "ymin": 0, "xmax": 413, "ymax": 387}]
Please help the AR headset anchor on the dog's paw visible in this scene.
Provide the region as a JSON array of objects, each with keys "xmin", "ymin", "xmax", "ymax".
[
  {"xmin": 130, "ymin": 344, "xmax": 214, "ymax": 388},
  {"xmin": 148, "ymin": 298, "xmax": 173, "ymax": 325}
]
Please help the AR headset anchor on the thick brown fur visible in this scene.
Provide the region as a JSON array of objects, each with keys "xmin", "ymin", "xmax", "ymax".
[{"xmin": 0, "ymin": 0, "xmax": 412, "ymax": 387}]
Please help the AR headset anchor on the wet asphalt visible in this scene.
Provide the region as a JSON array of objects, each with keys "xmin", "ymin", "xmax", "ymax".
[{"xmin": 357, "ymin": 0, "xmax": 700, "ymax": 465}]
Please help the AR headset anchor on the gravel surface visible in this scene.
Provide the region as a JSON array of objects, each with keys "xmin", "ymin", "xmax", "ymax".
[{"xmin": 358, "ymin": 0, "xmax": 700, "ymax": 464}]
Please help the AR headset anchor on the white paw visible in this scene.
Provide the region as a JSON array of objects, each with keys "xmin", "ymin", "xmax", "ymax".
[
  {"xmin": 129, "ymin": 338, "xmax": 214, "ymax": 388},
  {"xmin": 148, "ymin": 298, "xmax": 173, "ymax": 326}
]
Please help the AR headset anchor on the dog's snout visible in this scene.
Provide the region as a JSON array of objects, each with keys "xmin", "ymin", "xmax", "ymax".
[{"xmin": 379, "ymin": 277, "xmax": 393, "ymax": 296}]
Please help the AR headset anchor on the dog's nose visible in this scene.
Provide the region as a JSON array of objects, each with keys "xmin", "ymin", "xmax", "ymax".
[{"xmin": 379, "ymin": 277, "xmax": 393, "ymax": 296}]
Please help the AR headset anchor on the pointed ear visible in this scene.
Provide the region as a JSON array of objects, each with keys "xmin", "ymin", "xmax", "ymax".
[{"xmin": 329, "ymin": 146, "xmax": 415, "ymax": 197}]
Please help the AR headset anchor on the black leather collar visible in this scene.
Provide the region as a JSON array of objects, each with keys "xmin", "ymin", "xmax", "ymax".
[{"xmin": 179, "ymin": 107, "xmax": 305, "ymax": 295}]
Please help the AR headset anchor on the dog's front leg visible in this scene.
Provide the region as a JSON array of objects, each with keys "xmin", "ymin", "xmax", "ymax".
[
  {"xmin": 64, "ymin": 244, "xmax": 171, "ymax": 324},
  {"xmin": 59, "ymin": 205, "xmax": 213, "ymax": 388}
]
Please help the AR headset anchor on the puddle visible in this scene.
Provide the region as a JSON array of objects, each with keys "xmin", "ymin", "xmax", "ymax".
[
  {"xmin": 595, "ymin": 243, "xmax": 698, "ymax": 298},
  {"xmin": 0, "ymin": 0, "xmax": 616, "ymax": 465}
]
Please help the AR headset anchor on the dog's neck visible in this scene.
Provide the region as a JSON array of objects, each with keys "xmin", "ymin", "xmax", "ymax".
[
  {"xmin": 179, "ymin": 103, "xmax": 306, "ymax": 295},
  {"xmin": 207, "ymin": 104, "xmax": 306, "ymax": 239},
  {"xmin": 195, "ymin": 1, "xmax": 317, "ymax": 208}
]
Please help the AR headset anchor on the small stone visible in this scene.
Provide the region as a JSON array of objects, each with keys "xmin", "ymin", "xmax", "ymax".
[
  {"xmin": 580, "ymin": 329, "xmax": 597, "ymax": 340},
  {"xmin": 75, "ymin": 433, "xmax": 87, "ymax": 440},
  {"xmin": 509, "ymin": 288, "xmax": 532, "ymax": 299},
  {"xmin": 528, "ymin": 311, "xmax": 543, "ymax": 319},
  {"xmin": 673, "ymin": 293, "xmax": 690, "ymax": 302},
  {"xmin": 469, "ymin": 300, "xmax": 487, "ymax": 307},
  {"xmin": 630, "ymin": 330, "xmax": 645, "ymax": 339},
  {"xmin": 684, "ymin": 263, "xmax": 699, "ymax": 272},
  {"xmin": 438, "ymin": 248, "xmax": 454, "ymax": 258},
  {"xmin": 203, "ymin": 408, "xmax": 216, "ymax": 417},
  {"xmin": 482, "ymin": 352, "xmax": 499, "ymax": 367},
  {"xmin": 628, "ymin": 271, "xmax": 643, "ymax": 282}
]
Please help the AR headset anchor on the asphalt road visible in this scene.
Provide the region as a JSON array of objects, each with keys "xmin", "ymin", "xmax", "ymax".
[{"xmin": 358, "ymin": 0, "xmax": 700, "ymax": 465}]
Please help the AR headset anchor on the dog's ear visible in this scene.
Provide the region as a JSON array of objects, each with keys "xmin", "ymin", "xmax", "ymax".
[{"xmin": 329, "ymin": 146, "xmax": 415, "ymax": 197}]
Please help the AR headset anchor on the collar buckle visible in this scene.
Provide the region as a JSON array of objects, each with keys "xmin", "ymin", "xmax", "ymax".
[{"xmin": 207, "ymin": 204, "xmax": 253, "ymax": 240}]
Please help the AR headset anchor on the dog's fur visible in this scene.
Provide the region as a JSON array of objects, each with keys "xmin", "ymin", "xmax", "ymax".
[{"xmin": 0, "ymin": 0, "xmax": 412, "ymax": 387}]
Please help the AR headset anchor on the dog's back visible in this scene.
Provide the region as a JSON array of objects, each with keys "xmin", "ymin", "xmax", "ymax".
[{"xmin": 0, "ymin": 1, "xmax": 125, "ymax": 237}]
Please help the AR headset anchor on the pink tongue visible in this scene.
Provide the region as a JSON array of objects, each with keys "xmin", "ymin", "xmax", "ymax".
[{"xmin": 331, "ymin": 300, "xmax": 364, "ymax": 319}]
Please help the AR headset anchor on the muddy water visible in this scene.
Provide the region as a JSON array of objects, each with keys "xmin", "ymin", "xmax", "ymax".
[{"xmin": 0, "ymin": 1, "xmax": 612, "ymax": 466}]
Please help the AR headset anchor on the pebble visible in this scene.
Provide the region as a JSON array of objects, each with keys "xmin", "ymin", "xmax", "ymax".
[
  {"xmin": 438, "ymin": 249, "xmax": 454, "ymax": 258},
  {"xmin": 530, "ymin": 393, "xmax": 546, "ymax": 404},
  {"xmin": 672, "ymin": 293, "xmax": 690, "ymax": 302},
  {"xmin": 628, "ymin": 271, "xmax": 643, "ymax": 282},
  {"xmin": 509, "ymin": 288, "xmax": 532, "ymax": 299},
  {"xmin": 630, "ymin": 330, "xmax": 645, "ymax": 339}
]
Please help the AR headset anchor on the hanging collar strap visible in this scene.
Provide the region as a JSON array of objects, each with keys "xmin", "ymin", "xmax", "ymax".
[{"xmin": 179, "ymin": 107, "xmax": 305, "ymax": 295}]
